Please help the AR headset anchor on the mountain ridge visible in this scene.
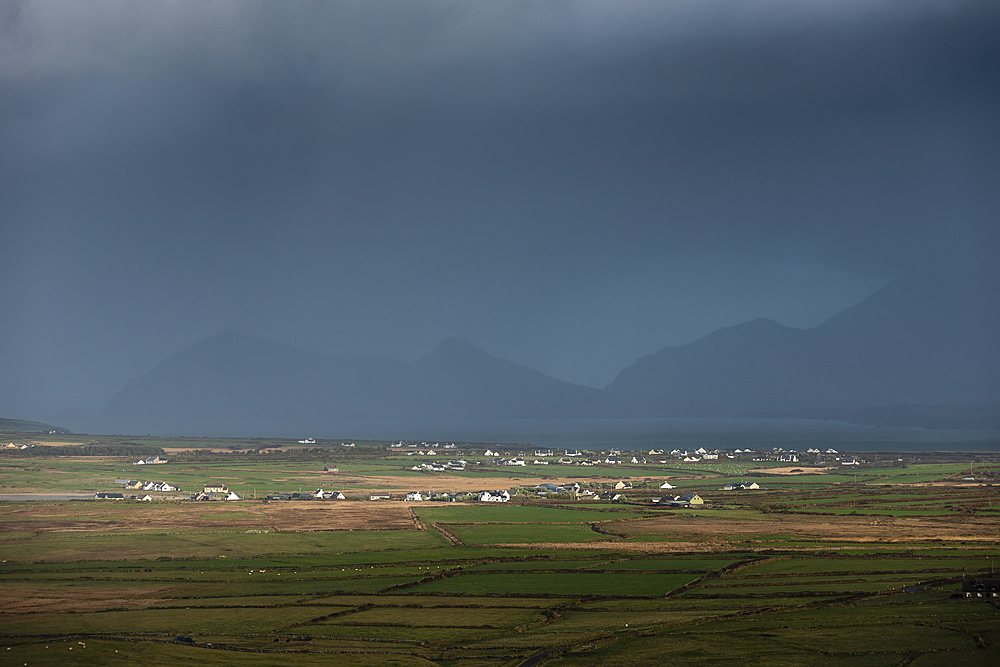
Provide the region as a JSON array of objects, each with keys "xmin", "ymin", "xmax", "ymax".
[{"xmin": 100, "ymin": 272, "xmax": 999, "ymax": 434}]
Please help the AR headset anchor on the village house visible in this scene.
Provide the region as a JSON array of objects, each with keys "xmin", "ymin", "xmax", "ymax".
[
  {"xmin": 133, "ymin": 455, "xmax": 167, "ymax": 466},
  {"xmin": 143, "ymin": 481, "xmax": 176, "ymax": 492},
  {"xmin": 204, "ymin": 483, "xmax": 228, "ymax": 494},
  {"xmin": 478, "ymin": 490, "xmax": 510, "ymax": 502}
]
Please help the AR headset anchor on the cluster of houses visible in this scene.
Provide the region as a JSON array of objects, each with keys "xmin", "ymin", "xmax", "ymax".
[
  {"xmin": 94, "ymin": 492, "xmax": 153, "ymax": 501},
  {"xmin": 385, "ymin": 444, "xmax": 872, "ymax": 468},
  {"xmin": 115, "ymin": 479, "xmax": 178, "ymax": 492},
  {"xmin": 722, "ymin": 482, "xmax": 762, "ymax": 491},
  {"xmin": 3, "ymin": 442, "xmax": 37, "ymax": 450},
  {"xmin": 263, "ymin": 489, "xmax": 347, "ymax": 501},
  {"xmin": 132, "ymin": 455, "xmax": 168, "ymax": 465},
  {"xmin": 650, "ymin": 493, "xmax": 704, "ymax": 507},
  {"xmin": 394, "ymin": 441, "xmax": 459, "ymax": 449},
  {"xmin": 412, "ymin": 460, "xmax": 467, "ymax": 472},
  {"xmin": 192, "ymin": 483, "xmax": 241, "ymax": 501}
]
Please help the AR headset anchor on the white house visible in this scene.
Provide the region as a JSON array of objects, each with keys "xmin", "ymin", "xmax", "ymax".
[
  {"xmin": 478, "ymin": 490, "xmax": 510, "ymax": 502},
  {"xmin": 405, "ymin": 492, "xmax": 424, "ymax": 501},
  {"xmin": 659, "ymin": 481, "xmax": 676, "ymax": 489}
]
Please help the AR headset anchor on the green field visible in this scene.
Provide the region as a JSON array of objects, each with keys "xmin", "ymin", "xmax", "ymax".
[{"xmin": 0, "ymin": 436, "xmax": 998, "ymax": 664}]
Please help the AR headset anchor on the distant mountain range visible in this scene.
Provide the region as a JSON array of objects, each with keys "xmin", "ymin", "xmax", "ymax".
[
  {"xmin": 608, "ymin": 272, "xmax": 1000, "ymax": 417},
  {"xmin": 102, "ymin": 272, "xmax": 999, "ymax": 435}
]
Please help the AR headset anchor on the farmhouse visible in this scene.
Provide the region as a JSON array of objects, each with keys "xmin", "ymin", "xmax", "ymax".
[
  {"xmin": 95, "ymin": 492, "xmax": 125, "ymax": 500},
  {"xmin": 204, "ymin": 484, "xmax": 228, "ymax": 494},
  {"xmin": 144, "ymin": 481, "xmax": 176, "ymax": 492},
  {"xmin": 479, "ymin": 490, "xmax": 510, "ymax": 502},
  {"xmin": 405, "ymin": 492, "xmax": 424, "ymax": 501}
]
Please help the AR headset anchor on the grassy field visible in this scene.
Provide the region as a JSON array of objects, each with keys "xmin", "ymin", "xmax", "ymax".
[{"xmin": 0, "ymin": 436, "xmax": 998, "ymax": 664}]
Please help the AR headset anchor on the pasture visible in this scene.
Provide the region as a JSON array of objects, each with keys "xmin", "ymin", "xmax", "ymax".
[{"xmin": 0, "ymin": 434, "xmax": 998, "ymax": 664}]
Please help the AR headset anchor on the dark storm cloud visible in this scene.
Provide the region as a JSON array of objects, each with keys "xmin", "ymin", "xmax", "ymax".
[{"xmin": 1, "ymin": 1, "xmax": 998, "ymax": 421}]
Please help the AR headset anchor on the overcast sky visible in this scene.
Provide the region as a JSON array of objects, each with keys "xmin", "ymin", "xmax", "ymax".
[{"xmin": 2, "ymin": 0, "xmax": 998, "ymax": 422}]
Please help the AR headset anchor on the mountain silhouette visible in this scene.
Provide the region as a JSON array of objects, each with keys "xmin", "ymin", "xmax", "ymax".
[
  {"xmin": 607, "ymin": 271, "xmax": 1000, "ymax": 416},
  {"xmin": 103, "ymin": 332, "xmax": 607, "ymax": 434},
  {"xmin": 102, "ymin": 272, "xmax": 998, "ymax": 434}
]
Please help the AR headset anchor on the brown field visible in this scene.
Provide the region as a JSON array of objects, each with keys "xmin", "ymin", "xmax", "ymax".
[
  {"xmin": 606, "ymin": 511, "xmax": 999, "ymax": 544},
  {"xmin": 0, "ymin": 583, "xmax": 175, "ymax": 613},
  {"xmin": 0, "ymin": 501, "xmax": 418, "ymax": 534}
]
